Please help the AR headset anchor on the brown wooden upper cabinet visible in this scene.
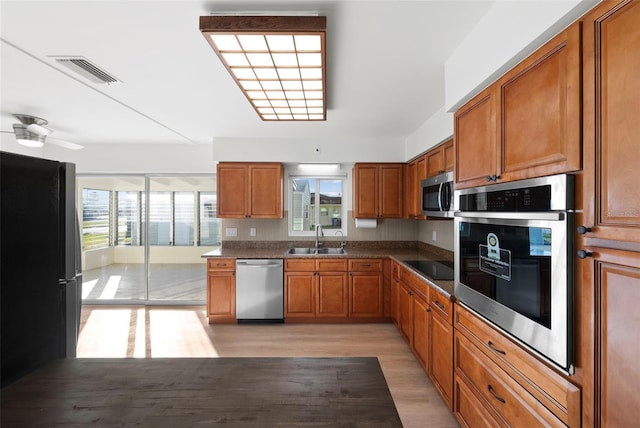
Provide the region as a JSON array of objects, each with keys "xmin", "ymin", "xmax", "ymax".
[
  {"xmin": 405, "ymin": 155, "xmax": 425, "ymax": 219},
  {"xmin": 353, "ymin": 163, "xmax": 404, "ymax": 219},
  {"xmin": 455, "ymin": 22, "xmax": 582, "ymax": 189},
  {"xmin": 426, "ymin": 139, "xmax": 454, "ymax": 178},
  {"xmin": 216, "ymin": 162, "xmax": 284, "ymax": 219}
]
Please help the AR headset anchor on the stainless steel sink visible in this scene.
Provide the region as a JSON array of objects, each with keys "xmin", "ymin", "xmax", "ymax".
[{"xmin": 286, "ymin": 247, "xmax": 346, "ymax": 255}]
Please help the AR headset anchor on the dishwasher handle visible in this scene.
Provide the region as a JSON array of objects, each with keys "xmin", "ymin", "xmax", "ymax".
[{"xmin": 236, "ymin": 259, "xmax": 283, "ymax": 268}]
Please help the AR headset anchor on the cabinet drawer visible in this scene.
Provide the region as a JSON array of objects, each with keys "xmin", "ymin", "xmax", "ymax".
[
  {"xmin": 285, "ymin": 259, "xmax": 316, "ymax": 272},
  {"xmin": 454, "ymin": 375, "xmax": 506, "ymax": 428},
  {"xmin": 348, "ymin": 259, "xmax": 383, "ymax": 272},
  {"xmin": 317, "ymin": 258, "xmax": 348, "ymax": 272},
  {"xmin": 399, "ymin": 266, "xmax": 428, "ymax": 298},
  {"xmin": 430, "ymin": 287, "xmax": 453, "ymax": 324},
  {"xmin": 455, "ymin": 331, "xmax": 565, "ymax": 427},
  {"xmin": 207, "ymin": 258, "xmax": 236, "ymax": 271},
  {"xmin": 454, "ymin": 304, "xmax": 580, "ymax": 426}
]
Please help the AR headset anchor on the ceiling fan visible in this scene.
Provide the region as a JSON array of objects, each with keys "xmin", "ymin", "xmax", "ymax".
[{"xmin": 4, "ymin": 114, "xmax": 84, "ymax": 150}]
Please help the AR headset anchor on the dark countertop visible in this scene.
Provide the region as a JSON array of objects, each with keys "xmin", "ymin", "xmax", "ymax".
[{"xmin": 202, "ymin": 244, "xmax": 455, "ymax": 299}]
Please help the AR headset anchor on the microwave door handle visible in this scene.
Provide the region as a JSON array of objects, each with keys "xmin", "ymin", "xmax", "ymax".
[
  {"xmin": 442, "ymin": 182, "xmax": 451, "ymax": 211},
  {"xmin": 438, "ymin": 182, "xmax": 445, "ymax": 211}
]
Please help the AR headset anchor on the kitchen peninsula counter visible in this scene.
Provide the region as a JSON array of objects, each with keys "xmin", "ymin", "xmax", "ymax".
[{"xmin": 202, "ymin": 241, "xmax": 455, "ymax": 298}]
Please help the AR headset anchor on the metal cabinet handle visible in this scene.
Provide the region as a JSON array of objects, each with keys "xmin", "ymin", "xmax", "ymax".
[
  {"xmin": 577, "ymin": 249, "xmax": 593, "ymax": 259},
  {"xmin": 487, "ymin": 385, "xmax": 506, "ymax": 404},
  {"xmin": 488, "ymin": 341, "xmax": 506, "ymax": 355},
  {"xmin": 577, "ymin": 225, "xmax": 593, "ymax": 234},
  {"xmin": 433, "ymin": 300, "xmax": 446, "ymax": 312}
]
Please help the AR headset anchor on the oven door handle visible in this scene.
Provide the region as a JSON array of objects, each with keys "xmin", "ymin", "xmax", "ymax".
[{"xmin": 454, "ymin": 211, "xmax": 565, "ymax": 221}]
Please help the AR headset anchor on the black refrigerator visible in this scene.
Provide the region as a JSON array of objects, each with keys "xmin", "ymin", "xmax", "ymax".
[{"xmin": 1, "ymin": 151, "xmax": 82, "ymax": 387}]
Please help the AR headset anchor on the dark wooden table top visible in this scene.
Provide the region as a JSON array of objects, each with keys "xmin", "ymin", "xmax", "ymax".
[{"xmin": 1, "ymin": 357, "xmax": 403, "ymax": 427}]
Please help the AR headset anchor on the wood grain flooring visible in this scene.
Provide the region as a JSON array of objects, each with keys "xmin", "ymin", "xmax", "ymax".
[
  {"xmin": 2, "ymin": 357, "xmax": 402, "ymax": 427},
  {"xmin": 77, "ymin": 305, "xmax": 459, "ymax": 428}
]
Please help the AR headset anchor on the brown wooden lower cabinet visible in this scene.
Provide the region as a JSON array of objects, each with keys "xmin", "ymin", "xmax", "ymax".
[
  {"xmin": 455, "ymin": 330, "xmax": 565, "ymax": 427},
  {"xmin": 429, "ymin": 287, "xmax": 454, "ymax": 411},
  {"xmin": 454, "ymin": 303, "xmax": 581, "ymax": 427},
  {"xmin": 284, "ymin": 258, "xmax": 385, "ymax": 322},
  {"xmin": 206, "ymin": 258, "xmax": 236, "ymax": 324},
  {"xmin": 284, "ymin": 258, "xmax": 349, "ymax": 320},
  {"xmin": 581, "ymin": 245, "xmax": 640, "ymax": 427},
  {"xmin": 348, "ymin": 259, "xmax": 384, "ymax": 319},
  {"xmin": 412, "ymin": 291, "xmax": 430, "ymax": 371}
]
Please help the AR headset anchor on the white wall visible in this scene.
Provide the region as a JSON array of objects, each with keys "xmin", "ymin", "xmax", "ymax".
[
  {"xmin": 212, "ymin": 137, "xmax": 406, "ymax": 164},
  {"xmin": 405, "ymin": 106, "xmax": 453, "ymax": 161}
]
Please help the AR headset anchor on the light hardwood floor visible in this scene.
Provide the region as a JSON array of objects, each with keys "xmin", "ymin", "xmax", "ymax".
[{"xmin": 77, "ymin": 305, "xmax": 460, "ymax": 428}]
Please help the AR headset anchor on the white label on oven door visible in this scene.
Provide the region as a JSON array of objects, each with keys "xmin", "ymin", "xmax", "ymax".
[{"xmin": 479, "ymin": 233, "xmax": 512, "ymax": 280}]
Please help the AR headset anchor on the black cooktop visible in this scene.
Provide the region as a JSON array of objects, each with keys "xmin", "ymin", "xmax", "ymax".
[{"xmin": 404, "ymin": 260, "xmax": 454, "ymax": 281}]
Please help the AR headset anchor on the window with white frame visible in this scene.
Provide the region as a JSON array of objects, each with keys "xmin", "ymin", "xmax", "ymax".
[
  {"xmin": 289, "ymin": 175, "xmax": 346, "ymax": 236},
  {"xmin": 82, "ymin": 188, "xmax": 111, "ymax": 250},
  {"xmin": 82, "ymin": 186, "xmax": 220, "ymax": 249}
]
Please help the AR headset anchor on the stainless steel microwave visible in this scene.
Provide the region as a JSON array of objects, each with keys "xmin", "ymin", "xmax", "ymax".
[{"xmin": 421, "ymin": 171, "xmax": 454, "ymax": 218}]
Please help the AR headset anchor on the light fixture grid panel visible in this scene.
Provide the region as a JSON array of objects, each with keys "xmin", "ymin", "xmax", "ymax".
[{"xmin": 201, "ymin": 16, "xmax": 326, "ymax": 121}]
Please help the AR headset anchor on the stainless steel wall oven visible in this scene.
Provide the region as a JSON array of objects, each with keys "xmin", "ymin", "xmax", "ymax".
[{"xmin": 454, "ymin": 174, "xmax": 574, "ymax": 373}]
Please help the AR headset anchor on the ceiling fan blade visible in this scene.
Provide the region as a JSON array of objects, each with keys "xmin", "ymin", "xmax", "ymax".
[
  {"xmin": 47, "ymin": 138, "xmax": 84, "ymax": 150},
  {"xmin": 26, "ymin": 123, "xmax": 53, "ymax": 137}
]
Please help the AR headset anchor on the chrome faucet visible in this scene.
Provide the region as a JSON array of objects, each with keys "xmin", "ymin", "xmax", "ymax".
[
  {"xmin": 315, "ymin": 224, "xmax": 324, "ymax": 249},
  {"xmin": 335, "ymin": 230, "xmax": 345, "ymax": 249}
]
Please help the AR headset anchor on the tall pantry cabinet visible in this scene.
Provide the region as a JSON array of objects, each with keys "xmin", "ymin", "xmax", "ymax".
[{"xmin": 577, "ymin": 0, "xmax": 640, "ymax": 426}]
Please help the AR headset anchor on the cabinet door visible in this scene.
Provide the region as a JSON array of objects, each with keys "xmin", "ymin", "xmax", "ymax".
[
  {"xmin": 316, "ymin": 272, "xmax": 348, "ymax": 318},
  {"xmin": 216, "ymin": 163, "xmax": 248, "ymax": 218},
  {"xmin": 207, "ymin": 272, "xmax": 236, "ymax": 323},
  {"xmin": 412, "ymin": 293, "xmax": 430, "ymax": 372},
  {"xmin": 454, "ymin": 85, "xmax": 499, "ymax": 189},
  {"xmin": 498, "ymin": 23, "xmax": 581, "ymax": 181},
  {"xmin": 284, "ymin": 272, "xmax": 315, "ymax": 318},
  {"xmin": 353, "ymin": 164, "xmax": 379, "ymax": 218},
  {"xmin": 249, "ymin": 164, "xmax": 283, "ymax": 218},
  {"xmin": 430, "ymin": 311, "xmax": 454, "ymax": 410},
  {"xmin": 405, "ymin": 159, "xmax": 418, "ymax": 218},
  {"xmin": 581, "ymin": 0, "xmax": 640, "ymax": 244},
  {"xmin": 379, "ymin": 164, "xmax": 404, "ymax": 218},
  {"xmin": 582, "ymin": 247, "xmax": 640, "ymax": 427},
  {"xmin": 426, "ymin": 146, "xmax": 445, "ymax": 178},
  {"xmin": 349, "ymin": 272, "xmax": 384, "ymax": 317},
  {"xmin": 443, "ymin": 139, "xmax": 454, "ymax": 172},
  {"xmin": 399, "ymin": 282, "xmax": 414, "ymax": 345}
]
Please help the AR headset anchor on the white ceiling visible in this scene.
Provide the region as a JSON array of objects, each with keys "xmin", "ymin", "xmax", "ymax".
[{"xmin": 0, "ymin": 0, "xmax": 495, "ymax": 149}]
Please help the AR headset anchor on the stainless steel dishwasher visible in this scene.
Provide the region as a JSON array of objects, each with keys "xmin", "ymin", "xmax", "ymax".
[{"xmin": 235, "ymin": 259, "xmax": 284, "ymax": 323}]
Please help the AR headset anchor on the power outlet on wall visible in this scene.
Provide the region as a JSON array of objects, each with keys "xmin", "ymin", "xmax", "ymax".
[
  {"xmin": 432, "ymin": 230, "xmax": 437, "ymax": 241},
  {"xmin": 250, "ymin": 227, "xmax": 256, "ymax": 237},
  {"xmin": 225, "ymin": 227, "xmax": 238, "ymax": 237}
]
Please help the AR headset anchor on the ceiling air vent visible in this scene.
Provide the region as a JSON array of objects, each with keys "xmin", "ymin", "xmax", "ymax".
[{"xmin": 50, "ymin": 56, "xmax": 121, "ymax": 84}]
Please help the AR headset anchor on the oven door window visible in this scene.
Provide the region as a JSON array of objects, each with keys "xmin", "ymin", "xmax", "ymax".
[{"xmin": 458, "ymin": 221, "xmax": 552, "ymax": 328}]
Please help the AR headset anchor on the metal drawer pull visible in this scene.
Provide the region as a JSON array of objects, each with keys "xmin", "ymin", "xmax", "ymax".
[
  {"xmin": 488, "ymin": 341, "xmax": 506, "ymax": 355},
  {"xmin": 433, "ymin": 300, "xmax": 446, "ymax": 311},
  {"xmin": 488, "ymin": 385, "xmax": 506, "ymax": 404}
]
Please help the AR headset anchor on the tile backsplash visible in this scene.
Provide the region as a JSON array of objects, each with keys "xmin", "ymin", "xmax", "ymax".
[{"xmin": 220, "ymin": 210, "xmax": 454, "ymax": 251}]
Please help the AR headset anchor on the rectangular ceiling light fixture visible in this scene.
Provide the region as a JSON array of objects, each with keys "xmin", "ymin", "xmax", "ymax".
[{"xmin": 200, "ymin": 15, "xmax": 326, "ymax": 121}]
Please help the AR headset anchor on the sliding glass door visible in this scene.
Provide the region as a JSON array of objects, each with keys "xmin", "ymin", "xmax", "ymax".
[{"xmin": 78, "ymin": 175, "xmax": 219, "ymax": 304}]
